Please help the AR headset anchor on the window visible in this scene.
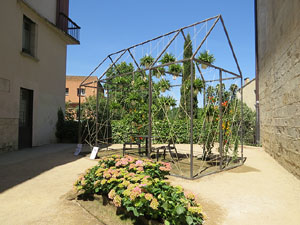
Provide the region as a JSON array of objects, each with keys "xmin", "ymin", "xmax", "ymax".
[
  {"xmin": 22, "ymin": 16, "xmax": 36, "ymax": 56},
  {"xmin": 65, "ymin": 88, "xmax": 69, "ymax": 96},
  {"xmin": 77, "ymin": 88, "xmax": 85, "ymax": 96}
]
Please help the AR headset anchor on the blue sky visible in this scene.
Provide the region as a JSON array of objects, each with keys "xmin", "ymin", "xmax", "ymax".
[{"xmin": 67, "ymin": 0, "xmax": 255, "ymax": 81}]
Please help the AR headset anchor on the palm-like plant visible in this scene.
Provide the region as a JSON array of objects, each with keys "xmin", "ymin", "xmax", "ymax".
[
  {"xmin": 197, "ymin": 50, "xmax": 215, "ymax": 69},
  {"xmin": 140, "ymin": 55, "xmax": 154, "ymax": 68}
]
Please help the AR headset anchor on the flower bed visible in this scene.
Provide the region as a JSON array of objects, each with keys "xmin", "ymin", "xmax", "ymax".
[{"xmin": 74, "ymin": 155, "xmax": 204, "ymax": 225}]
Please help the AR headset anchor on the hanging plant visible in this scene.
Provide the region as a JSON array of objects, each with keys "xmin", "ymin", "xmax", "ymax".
[
  {"xmin": 152, "ymin": 67, "xmax": 165, "ymax": 78},
  {"xmin": 197, "ymin": 50, "xmax": 215, "ymax": 69},
  {"xmin": 133, "ymin": 76, "xmax": 147, "ymax": 91},
  {"xmin": 158, "ymin": 79, "xmax": 171, "ymax": 93},
  {"xmin": 159, "ymin": 53, "xmax": 176, "ymax": 64},
  {"xmin": 194, "ymin": 78, "xmax": 204, "ymax": 93},
  {"xmin": 168, "ymin": 64, "xmax": 182, "ymax": 78},
  {"xmin": 140, "ymin": 55, "xmax": 154, "ymax": 68},
  {"xmin": 160, "ymin": 96, "xmax": 176, "ymax": 107}
]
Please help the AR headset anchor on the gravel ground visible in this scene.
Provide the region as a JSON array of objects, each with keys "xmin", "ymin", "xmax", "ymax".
[{"xmin": 0, "ymin": 144, "xmax": 299, "ymax": 225}]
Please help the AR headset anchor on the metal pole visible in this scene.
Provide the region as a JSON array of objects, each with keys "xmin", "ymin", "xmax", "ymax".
[
  {"xmin": 148, "ymin": 70, "xmax": 152, "ymax": 158},
  {"xmin": 219, "ymin": 69, "xmax": 223, "ymax": 170},
  {"xmin": 78, "ymin": 85, "xmax": 82, "ymax": 144},
  {"xmin": 254, "ymin": 0, "xmax": 260, "ymax": 145},
  {"xmin": 202, "ymin": 82, "xmax": 206, "ymax": 156},
  {"xmin": 107, "ymin": 88, "xmax": 110, "ymax": 149},
  {"xmin": 190, "ymin": 59, "xmax": 194, "ymax": 178},
  {"xmin": 95, "ymin": 82, "xmax": 99, "ymax": 147},
  {"xmin": 241, "ymin": 77, "xmax": 244, "ymax": 162}
]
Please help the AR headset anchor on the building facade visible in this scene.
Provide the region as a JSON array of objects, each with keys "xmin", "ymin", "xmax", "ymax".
[
  {"xmin": 65, "ymin": 76, "xmax": 99, "ymax": 108},
  {"xmin": 0, "ymin": 0, "xmax": 80, "ymax": 152},
  {"xmin": 256, "ymin": 0, "xmax": 300, "ymax": 178},
  {"xmin": 237, "ymin": 78, "xmax": 256, "ymax": 112}
]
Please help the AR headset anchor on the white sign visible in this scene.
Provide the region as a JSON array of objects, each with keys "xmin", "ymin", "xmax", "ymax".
[
  {"xmin": 74, "ymin": 144, "xmax": 82, "ymax": 156},
  {"xmin": 90, "ymin": 147, "xmax": 99, "ymax": 159}
]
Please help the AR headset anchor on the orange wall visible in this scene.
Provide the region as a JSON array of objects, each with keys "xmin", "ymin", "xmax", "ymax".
[{"xmin": 65, "ymin": 76, "xmax": 98, "ymax": 104}]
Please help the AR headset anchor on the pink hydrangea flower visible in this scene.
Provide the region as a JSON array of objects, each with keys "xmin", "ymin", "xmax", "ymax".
[
  {"xmin": 137, "ymin": 167, "xmax": 144, "ymax": 172},
  {"xmin": 135, "ymin": 160, "xmax": 144, "ymax": 166},
  {"xmin": 133, "ymin": 186, "xmax": 142, "ymax": 194},
  {"xmin": 108, "ymin": 189, "xmax": 116, "ymax": 199},
  {"xmin": 125, "ymin": 155, "xmax": 135, "ymax": 162},
  {"xmin": 159, "ymin": 166, "xmax": 170, "ymax": 171},
  {"xmin": 113, "ymin": 195, "xmax": 122, "ymax": 207},
  {"xmin": 129, "ymin": 164, "xmax": 137, "ymax": 170},
  {"xmin": 145, "ymin": 193, "xmax": 153, "ymax": 201},
  {"xmin": 116, "ymin": 161, "xmax": 122, "ymax": 167},
  {"xmin": 150, "ymin": 198, "xmax": 159, "ymax": 210},
  {"xmin": 184, "ymin": 192, "xmax": 195, "ymax": 200}
]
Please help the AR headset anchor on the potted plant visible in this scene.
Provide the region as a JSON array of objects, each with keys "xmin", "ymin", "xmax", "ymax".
[
  {"xmin": 152, "ymin": 67, "xmax": 165, "ymax": 78},
  {"xmin": 197, "ymin": 50, "xmax": 215, "ymax": 69},
  {"xmin": 193, "ymin": 78, "xmax": 204, "ymax": 95},
  {"xmin": 159, "ymin": 53, "xmax": 176, "ymax": 64},
  {"xmin": 158, "ymin": 79, "xmax": 170, "ymax": 93},
  {"xmin": 168, "ymin": 64, "xmax": 182, "ymax": 80},
  {"xmin": 140, "ymin": 55, "xmax": 154, "ymax": 68},
  {"xmin": 161, "ymin": 96, "xmax": 176, "ymax": 110}
]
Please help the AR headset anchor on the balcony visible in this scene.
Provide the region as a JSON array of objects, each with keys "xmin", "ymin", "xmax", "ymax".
[{"xmin": 57, "ymin": 12, "xmax": 80, "ymax": 42}]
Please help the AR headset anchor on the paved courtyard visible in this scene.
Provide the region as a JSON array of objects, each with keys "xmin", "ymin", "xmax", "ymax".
[{"xmin": 0, "ymin": 144, "xmax": 299, "ymax": 225}]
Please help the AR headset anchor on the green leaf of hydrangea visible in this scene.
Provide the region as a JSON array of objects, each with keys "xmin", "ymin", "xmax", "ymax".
[
  {"xmin": 176, "ymin": 205, "xmax": 185, "ymax": 215},
  {"xmin": 186, "ymin": 216, "xmax": 193, "ymax": 225},
  {"xmin": 164, "ymin": 220, "xmax": 170, "ymax": 225}
]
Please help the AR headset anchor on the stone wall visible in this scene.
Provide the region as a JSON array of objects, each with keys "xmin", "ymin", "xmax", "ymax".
[{"xmin": 257, "ymin": 0, "xmax": 300, "ymax": 178}]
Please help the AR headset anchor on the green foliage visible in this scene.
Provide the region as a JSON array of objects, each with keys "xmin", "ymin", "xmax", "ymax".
[
  {"xmin": 140, "ymin": 55, "xmax": 154, "ymax": 68},
  {"xmin": 193, "ymin": 78, "xmax": 204, "ymax": 92},
  {"xmin": 55, "ymin": 108, "xmax": 78, "ymax": 143},
  {"xmin": 55, "ymin": 108, "xmax": 65, "ymax": 141},
  {"xmin": 152, "ymin": 67, "xmax": 165, "ymax": 78},
  {"xmin": 159, "ymin": 53, "xmax": 176, "ymax": 64},
  {"xmin": 197, "ymin": 50, "xmax": 215, "ymax": 64},
  {"xmin": 156, "ymin": 79, "xmax": 171, "ymax": 93},
  {"xmin": 168, "ymin": 64, "xmax": 182, "ymax": 75},
  {"xmin": 179, "ymin": 34, "xmax": 198, "ymax": 119},
  {"xmin": 111, "ymin": 118, "xmax": 204, "ymax": 144},
  {"xmin": 74, "ymin": 155, "xmax": 204, "ymax": 225}
]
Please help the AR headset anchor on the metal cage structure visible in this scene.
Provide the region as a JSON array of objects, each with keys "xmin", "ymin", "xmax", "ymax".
[{"xmin": 78, "ymin": 15, "xmax": 245, "ymax": 179}]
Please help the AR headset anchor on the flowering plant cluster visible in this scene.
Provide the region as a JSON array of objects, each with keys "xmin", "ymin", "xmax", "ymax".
[{"xmin": 74, "ymin": 155, "xmax": 204, "ymax": 225}]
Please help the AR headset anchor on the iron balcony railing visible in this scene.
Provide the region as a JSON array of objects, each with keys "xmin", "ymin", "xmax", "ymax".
[{"xmin": 57, "ymin": 12, "xmax": 80, "ymax": 42}]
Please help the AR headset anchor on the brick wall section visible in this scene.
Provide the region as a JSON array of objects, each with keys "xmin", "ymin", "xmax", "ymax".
[{"xmin": 257, "ymin": 0, "xmax": 300, "ymax": 178}]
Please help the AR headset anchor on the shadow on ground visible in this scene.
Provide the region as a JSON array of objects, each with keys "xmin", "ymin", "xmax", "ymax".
[{"xmin": 0, "ymin": 144, "xmax": 91, "ymax": 193}]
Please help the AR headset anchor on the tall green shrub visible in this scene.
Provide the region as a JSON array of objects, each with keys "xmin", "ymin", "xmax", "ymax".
[
  {"xmin": 179, "ymin": 34, "xmax": 197, "ymax": 119},
  {"xmin": 55, "ymin": 108, "xmax": 65, "ymax": 142}
]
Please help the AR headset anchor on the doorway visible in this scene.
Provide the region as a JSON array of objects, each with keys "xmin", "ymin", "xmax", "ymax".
[{"xmin": 18, "ymin": 88, "xmax": 33, "ymax": 149}]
